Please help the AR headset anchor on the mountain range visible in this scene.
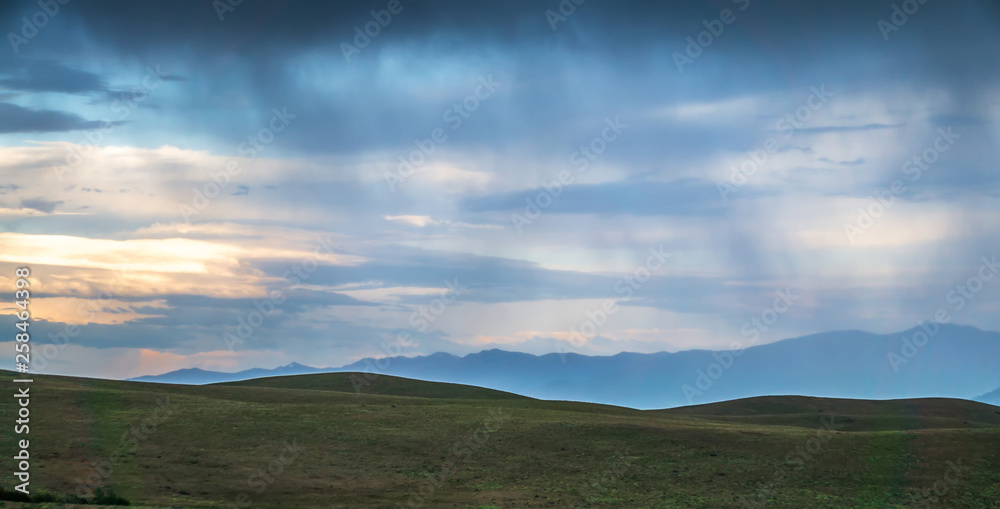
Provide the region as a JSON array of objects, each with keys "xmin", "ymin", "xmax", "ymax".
[
  {"xmin": 978, "ymin": 387, "xmax": 1000, "ymax": 406},
  {"xmin": 131, "ymin": 324, "xmax": 1000, "ymax": 409}
]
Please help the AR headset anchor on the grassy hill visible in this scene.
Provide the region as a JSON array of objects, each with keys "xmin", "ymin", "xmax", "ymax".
[
  {"xmin": 662, "ymin": 395, "xmax": 1000, "ymax": 431},
  {"xmin": 1, "ymin": 371, "xmax": 999, "ymax": 508},
  {"xmin": 218, "ymin": 372, "xmax": 531, "ymax": 400}
]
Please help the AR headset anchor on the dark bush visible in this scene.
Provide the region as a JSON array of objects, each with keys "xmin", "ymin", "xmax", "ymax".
[
  {"xmin": 63, "ymin": 492, "xmax": 90, "ymax": 503},
  {"xmin": 91, "ymin": 486, "xmax": 132, "ymax": 506},
  {"xmin": 0, "ymin": 486, "xmax": 31, "ymax": 502}
]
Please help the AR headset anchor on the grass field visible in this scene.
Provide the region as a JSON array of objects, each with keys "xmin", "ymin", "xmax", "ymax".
[{"xmin": 1, "ymin": 370, "xmax": 999, "ymax": 508}]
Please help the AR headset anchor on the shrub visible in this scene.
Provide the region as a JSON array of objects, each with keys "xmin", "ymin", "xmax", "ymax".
[
  {"xmin": 91, "ymin": 486, "xmax": 131, "ymax": 506},
  {"xmin": 0, "ymin": 486, "xmax": 31, "ymax": 502}
]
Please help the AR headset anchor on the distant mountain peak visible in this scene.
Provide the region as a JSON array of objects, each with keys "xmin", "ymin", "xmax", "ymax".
[
  {"xmin": 466, "ymin": 348, "xmax": 534, "ymax": 357},
  {"xmin": 423, "ymin": 352, "xmax": 458, "ymax": 359}
]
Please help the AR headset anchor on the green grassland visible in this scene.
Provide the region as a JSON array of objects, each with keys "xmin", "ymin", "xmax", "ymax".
[{"xmin": 1, "ymin": 371, "xmax": 999, "ymax": 508}]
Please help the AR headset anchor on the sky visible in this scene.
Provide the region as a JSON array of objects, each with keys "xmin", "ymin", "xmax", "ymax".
[{"xmin": 0, "ymin": 0, "xmax": 998, "ymax": 379}]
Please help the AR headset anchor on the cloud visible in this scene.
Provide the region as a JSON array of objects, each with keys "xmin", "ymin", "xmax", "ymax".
[
  {"xmin": 0, "ymin": 230, "xmax": 366, "ymax": 301},
  {"xmin": 20, "ymin": 197, "xmax": 63, "ymax": 213},
  {"xmin": 0, "ymin": 103, "xmax": 126, "ymax": 133},
  {"xmin": 791, "ymin": 123, "xmax": 904, "ymax": 135},
  {"xmin": 926, "ymin": 114, "xmax": 989, "ymax": 127},
  {"xmin": 462, "ymin": 178, "xmax": 754, "ymax": 217},
  {"xmin": 384, "ymin": 215, "xmax": 502, "ymax": 229},
  {"xmin": 0, "ymin": 207, "xmax": 52, "ymax": 217},
  {"xmin": 155, "ymin": 73, "xmax": 187, "ymax": 82},
  {"xmin": 385, "ymin": 215, "xmax": 439, "ymax": 227},
  {"xmin": 0, "ymin": 60, "xmax": 107, "ymax": 94},
  {"xmin": 818, "ymin": 157, "xmax": 865, "ymax": 166}
]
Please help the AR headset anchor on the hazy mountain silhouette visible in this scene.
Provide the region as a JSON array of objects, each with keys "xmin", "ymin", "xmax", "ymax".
[
  {"xmin": 977, "ymin": 387, "xmax": 1000, "ymax": 406},
  {"xmin": 131, "ymin": 362, "xmax": 323, "ymax": 384},
  {"xmin": 132, "ymin": 324, "xmax": 1000, "ymax": 409}
]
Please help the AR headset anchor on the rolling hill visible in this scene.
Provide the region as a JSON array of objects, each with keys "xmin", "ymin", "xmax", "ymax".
[
  {"xmin": 220, "ymin": 371, "xmax": 530, "ymax": 400},
  {"xmin": 661, "ymin": 395, "xmax": 1000, "ymax": 431},
  {"xmin": 2, "ymin": 370, "xmax": 999, "ymax": 508}
]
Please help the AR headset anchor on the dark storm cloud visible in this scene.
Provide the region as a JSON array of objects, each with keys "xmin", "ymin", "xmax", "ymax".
[
  {"xmin": 0, "ymin": 60, "xmax": 105, "ymax": 93},
  {"xmin": 0, "ymin": 102, "xmax": 127, "ymax": 133},
  {"xmin": 22, "ymin": 0, "xmax": 998, "ymax": 55},
  {"xmin": 0, "ymin": 59, "xmax": 182, "ymax": 105},
  {"xmin": 4, "ymin": 0, "xmax": 996, "ymax": 159}
]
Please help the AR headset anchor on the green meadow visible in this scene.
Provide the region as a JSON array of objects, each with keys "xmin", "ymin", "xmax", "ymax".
[{"xmin": 1, "ymin": 371, "xmax": 999, "ymax": 508}]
